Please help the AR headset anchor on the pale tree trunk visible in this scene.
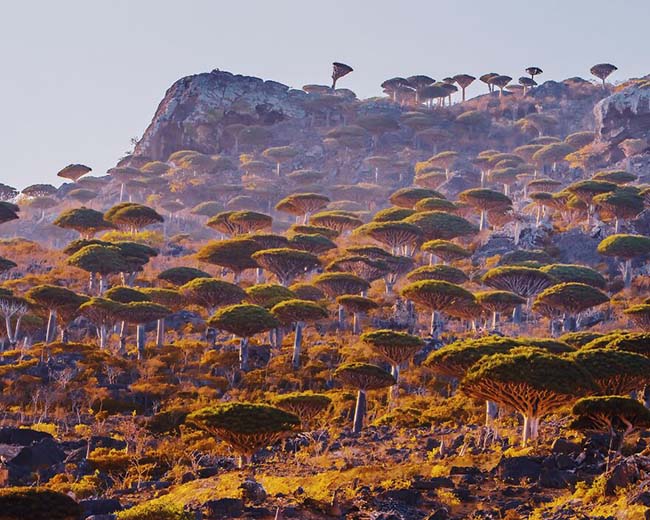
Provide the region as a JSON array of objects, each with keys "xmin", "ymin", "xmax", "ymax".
[
  {"xmin": 45, "ymin": 310, "xmax": 57, "ymax": 344},
  {"xmin": 486, "ymin": 401, "xmax": 498, "ymax": 427},
  {"xmin": 156, "ymin": 318, "xmax": 165, "ymax": 348},
  {"xmin": 291, "ymin": 321, "xmax": 303, "ymax": 370},
  {"xmin": 389, "ymin": 364, "xmax": 400, "ymax": 403},
  {"xmin": 239, "ymin": 337, "xmax": 249, "ymax": 371},
  {"xmin": 352, "ymin": 389, "xmax": 366, "ymax": 433},
  {"xmin": 136, "ymin": 324, "xmax": 145, "ymax": 359},
  {"xmin": 338, "ymin": 305, "xmax": 345, "ymax": 330},
  {"xmin": 99, "ymin": 325, "xmax": 108, "ymax": 350},
  {"xmin": 479, "ymin": 210, "xmax": 487, "ymax": 231}
]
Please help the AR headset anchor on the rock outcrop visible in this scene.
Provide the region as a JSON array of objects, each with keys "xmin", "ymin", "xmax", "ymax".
[
  {"xmin": 594, "ymin": 81, "xmax": 650, "ymax": 159},
  {"xmin": 134, "ymin": 70, "xmax": 310, "ymax": 160}
]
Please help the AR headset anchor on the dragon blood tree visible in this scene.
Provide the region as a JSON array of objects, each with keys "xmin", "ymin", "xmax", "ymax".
[
  {"xmin": 354, "ymin": 221, "xmax": 422, "ymax": 256},
  {"xmin": 425, "ymin": 336, "xmax": 518, "ymax": 426},
  {"xmin": 118, "ymin": 302, "xmax": 171, "ymax": 359},
  {"xmin": 482, "ymin": 265, "xmax": 554, "ymax": 323},
  {"xmin": 401, "ymin": 280, "xmax": 476, "ymax": 338},
  {"xmin": 461, "ymin": 349, "xmax": 592, "ymax": 445},
  {"xmin": 572, "ymin": 397, "xmax": 650, "ymax": 461},
  {"xmin": 421, "ymin": 239, "xmax": 471, "ymax": 265},
  {"xmin": 624, "ymin": 304, "xmax": 650, "ymax": 331},
  {"xmin": 389, "ymin": 187, "xmax": 445, "ymax": 209},
  {"xmin": 459, "ymin": 189, "xmax": 512, "ymax": 231},
  {"xmin": 53, "ymin": 207, "xmax": 114, "ymax": 239},
  {"xmin": 276, "ymin": 193, "xmax": 330, "ymax": 224},
  {"xmin": 475, "ymin": 290, "xmax": 526, "ymax": 330},
  {"xmin": 361, "ymin": 330, "xmax": 423, "ymax": 402},
  {"xmin": 105, "ymin": 202, "xmax": 163, "ymax": 236},
  {"xmin": 539, "ymin": 264, "xmax": 606, "ymax": 289},
  {"xmin": 336, "ymin": 295, "xmax": 378, "ymax": 334},
  {"xmin": 196, "ymin": 238, "xmax": 262, "ymax": 283},
  {"xmin": 79, "ymin": 297, "xmax": 125, "ymax": 350},
  {"xmin": 406, "ymin": 265, "xmax": 468, "ymax": 284},
  {"xmin": 273, "ymin": 392, "xmax": 332, "ymax": 428},
  {"xmin": 571, "ymin": 348, "xmax": 650, "ymax": 395},
  {"xmin": 313, "ymin": 273, "xmax": 370, "ymax": 330},
  {"xmin": 334, "ymin": 362, "xmax": 395, "ymax": 433},
  {"xmin": 157, "ymin": 266, "xmax": 210, "ymax": 287},
  {"xmin": 187, "ymin": 403, "xmax": 299, "ymax": 467},
  {"xmin": 67, "ymin": 244, "xmax": 128, "ymax": 294},
  {"xmin": 271, "ymin": 299, "xmax": 328, "ymax": 369},
  {"xmin": 208, "ymin": 304, "xmax": 279, "ymax": 371},
  {"xmin": 141, "ymin": 288, "xmax": 183, "ymax": 347},
  {"xmin": 597, "ymin": 234, "xmax": 650, "ymax": 288},
  {"xmin": 252, "ymin": 248, "xmax": 320, "ymax": 287},
  {"xmin": 25, "ymin": 285, "xmax": 88, "ymax": 344},
  {"xmin": 404, "ymin": 211, "xmax": 478, "ymax": 242},
  {"xmin": 533, "ymin": 282, "xmax": 609, "ymax": 332}
]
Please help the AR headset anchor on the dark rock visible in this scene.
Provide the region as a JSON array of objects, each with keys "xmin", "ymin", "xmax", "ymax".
[
  {"xmin": 411, "ymin": 476, "xmax": 455, "ymax": 489},
  {"xmin": 552, "ymin": 438, "xmax": 581, "ymax": 456},
  {"xmin": 554, "ymin": 228, "xmax": 601, "ymax": 265},
  {"xmin": 240, "ymin": 476, "xmax": 267, "ymax": 504},
  {"xmin": 424, "ymin": 510, "xmax": 449, "ymax": 520},
  {"xmin": 204, "ymin": 498, "xmax": 244, "ymax": 518},
  {"xmin": 629, "ymin": 490, "xmax": 650, "ymax": 506},
  {"xmin": 0, "ymin": 427, "xmax": 52, "ymax": 446},
  {"xmin": 605, "ymin": 457, "xmax": 641, "ymax": 496},
  {"xmin": 377, "ymin": 488, "xmax": 421, "ymax": 506},
  {"xmin": 80, "ymin": 499, "xmax": 122, "ymax": 517},
  {"xmin": 555, "ymin": 454, "xmax": 577, "ymax": 471},
  {"xmin": 495, "ymin": 456, "xmax": 544, "ymax": 484},
  {"xmin": 539, "ymin": 468, "xmax": 578, "ymax": 489},
  {"xmin": 450, "ymin": 466, "xmax": 483, "ymax": 476},
  {"xmin": 198, "ymin": 466, "xmax": 220, "ymax": 478},
  {"xmin": 9, "ymin": 437, "xmax": 66, "ymax": 477},
  {"xmin": 452, "ymin": 486, "xmax": 474, "ymax": 502}
]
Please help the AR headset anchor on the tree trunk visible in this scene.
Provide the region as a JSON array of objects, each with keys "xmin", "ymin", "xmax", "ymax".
[
  {"xmin": 352, "ymin": 389, "xmax": 367, "ymax": 433},
  {"xmin": 156, "ymin": 318, "xmax": 165, "ymax": 348},
  {"xmin": 352, "ymin": 313, "xmax": 360, "ymax": 335},
  {"xmin": 99, "ymin": 274, "xmax": 108, "ymax": 295},
  {"xmin": 479, "ymin": 210, "xmax": 487, "ymax": 231},
  {"xmin": 292, "ymin": 321, "xmax": 303, "ymax": 370},
  {"xmin": 623, "ymin": 259, "xmax": 632, "ymax": 288},
  {"xmin": 491, "ymin": 311, "xmax": 499, "ymax": 330},
  {"xmin": 136, "ymin": 324, "xmax": 145, "ymax": 359},
  {"xmin": 390, "ymin": 364, "xmax": 400, "ymax": 403},
  {"xmin": 45, "ymin": 310, "xmax": 57, "ymax": 344},
  {"xmin": 338, "ymin": 305, "xmax": 345, "ymax": 331},
  {"xmin": 512, "ymin": 305, "xmax": 522, "ymax": 324},
  {"xmin": 99, "ymin": 325, "xmax": 107, "ymax": 350},
  {"xmin": 486, "ymin": 400, "xmax": 498, "ymax": 427},
  {"xmin": 239, "ymin": 336, "xmax": 249, "ymax": 371}
]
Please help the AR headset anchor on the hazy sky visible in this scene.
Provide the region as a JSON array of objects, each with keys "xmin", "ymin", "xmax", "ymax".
[{"xmin": 2, "ymin": 0, "xmax": 649, "ymax": 189}]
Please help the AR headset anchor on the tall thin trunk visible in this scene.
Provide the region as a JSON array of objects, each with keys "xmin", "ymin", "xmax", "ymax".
[
  {"xmin": 136, "ymin": 324, "xmax": 145, "ymax": 359},
  {"xmin": 389, "ymin": 364, "xmax": 400, "ymax": 403},
  {"xmin": 239, "ymin": 337, "xmax": 249, "ymax": 371},
  {"xmin": 45, "ymin": 310, "xmax": 57, "ymax": 344},
  {"xmin": 352, "ymin": 389, "xmax": 366, "ymax": 433},
  {"xmin": 156, "ymin": 318, "xmax": 165, "ymax": 348},
  {"xmin": 485, "ymin": 400, "xmax": 498, "ymax": 427},
  {"xmin": 291, "ymin": 322, "xmax": 303, "ymax": 370}
]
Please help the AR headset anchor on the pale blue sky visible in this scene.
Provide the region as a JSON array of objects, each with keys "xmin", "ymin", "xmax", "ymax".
[{"xmin": 1, "ymin": 0, "xmax": 648, "ymax": 189}]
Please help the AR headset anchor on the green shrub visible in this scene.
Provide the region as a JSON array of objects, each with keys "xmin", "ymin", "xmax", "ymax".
[{"xmin": 117, "ymin": 501, "xmax": 192, "ymax": 520}]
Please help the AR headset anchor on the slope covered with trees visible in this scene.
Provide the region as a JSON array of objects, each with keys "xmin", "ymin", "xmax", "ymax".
[{"xmin": 1, "ymin": 62, "xmax": 650, "ymax": 519}]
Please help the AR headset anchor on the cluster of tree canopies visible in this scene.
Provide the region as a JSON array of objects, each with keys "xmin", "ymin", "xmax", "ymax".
[
  {"xmin": 1, "ymin": 159, "xmax": 650, "ymax": 467},
  {"xmin": 328, "ymin": 61, "xmax": 619, "ymax": 106}
]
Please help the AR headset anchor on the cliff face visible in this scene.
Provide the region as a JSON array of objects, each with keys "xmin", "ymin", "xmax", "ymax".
[
  {"xmin": 134, "ymin": 70, "xmax": 310, "ymax": 160},
  {"xmin": 594, "ymin": 81, "xmax": 650, "ymax": 160}
]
